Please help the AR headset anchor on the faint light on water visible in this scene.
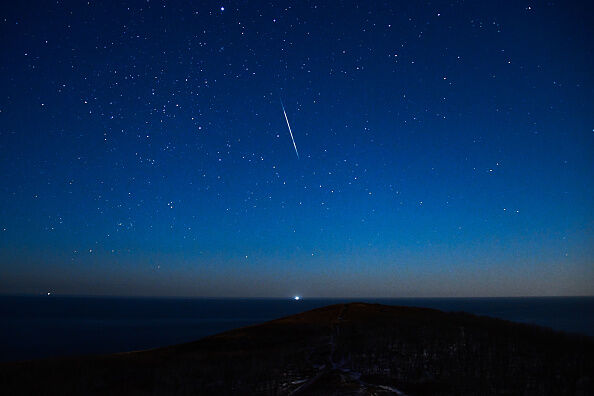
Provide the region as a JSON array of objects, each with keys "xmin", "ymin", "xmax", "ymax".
[{"xmin": 294, "ymin": 296, "xmax": 301, "ymax": 301}]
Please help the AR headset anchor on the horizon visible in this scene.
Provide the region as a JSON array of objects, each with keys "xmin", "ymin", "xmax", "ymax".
[{"xmin": 3, "ymin": 293, "xmax": 594, "ymax": 300}]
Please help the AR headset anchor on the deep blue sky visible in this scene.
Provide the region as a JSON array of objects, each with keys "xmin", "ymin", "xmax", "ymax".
[{"xmin": 0, "ymin": 0, "xmax": 592, "ymax": 297}]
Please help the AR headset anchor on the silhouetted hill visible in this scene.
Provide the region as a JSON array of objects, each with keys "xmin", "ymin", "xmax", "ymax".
[{"xmin": 1, "ymin": 303, "xmax": 592, "ymax": 395}]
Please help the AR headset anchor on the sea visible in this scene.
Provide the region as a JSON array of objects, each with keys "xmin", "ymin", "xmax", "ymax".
[{"xmin": 1, "ymin": 295, "xmax": 592, "ymax": 362}]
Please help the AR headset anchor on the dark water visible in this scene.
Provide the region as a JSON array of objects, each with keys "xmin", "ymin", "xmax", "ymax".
[{"xmin": 1, "ymin": 295, "xmax": 592, "ymax": 362}]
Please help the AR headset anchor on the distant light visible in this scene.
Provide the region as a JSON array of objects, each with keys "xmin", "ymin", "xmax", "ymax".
[
  {"xmin": 220, "ymin": 6, "xmax": 225, "ymax": 11},
  {"xmin": 47, "ymin": 292, "xmax": 51, "ymax": 296},
  {"xmin": 294, "ymin": 296, "xmax": 301, "ymax": 300}
]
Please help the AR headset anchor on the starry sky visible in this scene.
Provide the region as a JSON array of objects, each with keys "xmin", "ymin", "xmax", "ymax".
[{"xmin": 0, "ymin": 0, "xmax": 592, "ymax": 298}]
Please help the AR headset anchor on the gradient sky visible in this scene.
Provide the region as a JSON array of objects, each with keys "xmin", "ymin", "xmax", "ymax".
[{"xmin": 0, "ymin": 0, "xmax": 592, "ymax": 297}]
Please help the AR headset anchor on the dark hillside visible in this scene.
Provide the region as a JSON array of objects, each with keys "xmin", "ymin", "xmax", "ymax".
[{"xmin": 1, "ymin": 303, "xmax": 592, "ymax": 395}]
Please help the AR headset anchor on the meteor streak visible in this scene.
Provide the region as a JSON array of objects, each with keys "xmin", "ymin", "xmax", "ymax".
[{"xmin": 280, "ymin": 99, "xmax": 299, "ymax": 159}]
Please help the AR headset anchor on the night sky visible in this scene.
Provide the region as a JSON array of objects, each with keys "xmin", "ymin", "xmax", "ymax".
[{"xmin": 1, "ymin": 1, "xmax": 592, "ymax": 297}]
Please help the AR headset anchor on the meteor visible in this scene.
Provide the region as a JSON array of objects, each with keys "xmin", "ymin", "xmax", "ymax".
[{"xmin": 280, "ymin": 99, "xmax": 300, "ymax": 159}]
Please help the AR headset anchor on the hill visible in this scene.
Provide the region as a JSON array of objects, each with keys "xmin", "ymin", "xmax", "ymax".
[{"xmin": 1, "ymin": 303, "xmax": 592, "ymax": 395}]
